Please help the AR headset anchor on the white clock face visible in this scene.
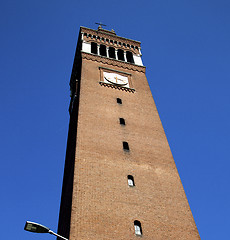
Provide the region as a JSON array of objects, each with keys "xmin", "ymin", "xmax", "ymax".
[{"xmin": 103, "ymin": 72, "xmax": 129, "ymax": 87}]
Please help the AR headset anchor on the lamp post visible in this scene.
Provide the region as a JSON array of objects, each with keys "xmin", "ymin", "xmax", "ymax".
[{"xmin": 24, "ymin": 221, "xmax": 68, "ymax": 240}]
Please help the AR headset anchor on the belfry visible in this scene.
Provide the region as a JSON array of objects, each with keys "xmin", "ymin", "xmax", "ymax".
[{"xmin": 57, "ymin": 26, "xmax": 200, "ymax": 239}]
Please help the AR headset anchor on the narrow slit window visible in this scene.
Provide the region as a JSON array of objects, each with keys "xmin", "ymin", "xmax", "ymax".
[
  {"xmin": 119, "ymin": 118, "xmax": 125, "ymax": 125},
  {"xmin": 127, "ymin": 175, "xmax": 135, "ymax": 187},
  {"xmin": 109, "ymin": 47, "xmax": 116, "ymax": 59},
  {"xmin": 123, "ymin": 141, "xmax": 129, "ymax": 151},
  {"xmin": 91, "ymin": 42, "xmax": 97, "ymax": 54},
  {"xmin": 117, "ymin": 98, "xmax": 122, "ymax": 104},
  {"xmin": 134, "ymin": 220, "xmax": 142, "ymax": 236},
  {"xmin": 117, "ymin": 49, "xmax": 125, "ymax": 61},
  {"xmin": 126, "ymin": 51, "xmax": 134, "ymax": 63},
  {"xmin": 99, "ymin": 44, "xmax": 107, "ymax": 57}
]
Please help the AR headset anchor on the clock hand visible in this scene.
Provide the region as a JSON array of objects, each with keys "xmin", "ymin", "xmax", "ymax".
[{"xmin": 104, "ymin": 76, "xmax": 128, "ymax": 86}]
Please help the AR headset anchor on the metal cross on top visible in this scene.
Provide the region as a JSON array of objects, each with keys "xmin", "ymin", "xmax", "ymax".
[{"xmin": 95, "ymin": 22, "xmax": 107, "ymax": 28}]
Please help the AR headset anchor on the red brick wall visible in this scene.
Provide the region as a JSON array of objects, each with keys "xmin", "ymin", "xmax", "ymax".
[{"xmin": 65, "ymin": 55, "xmax": 200, "ymax": 239}]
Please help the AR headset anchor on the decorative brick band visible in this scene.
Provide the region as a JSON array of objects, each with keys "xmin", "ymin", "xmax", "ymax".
[
  {"xmin": 99, "ymin": 82, "xmax": 135, "ymax": 93},
  {"xmin": 82, "ymin": 52, "xmax": 146, "ymax": 73},
  {"xmin": 81, "ymin": 27, "xmax": 141, "ymax": 47}
]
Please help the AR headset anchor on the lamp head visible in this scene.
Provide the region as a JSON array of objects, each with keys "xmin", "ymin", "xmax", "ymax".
[{"xmin": 24, "ymin": 221, "xmax": 50, "ymax": 233}]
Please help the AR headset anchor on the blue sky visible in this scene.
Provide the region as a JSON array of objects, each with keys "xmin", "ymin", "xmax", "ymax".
[{"xmin": 1, "ymin": 0, "xmax": 230, "ymax": 239}]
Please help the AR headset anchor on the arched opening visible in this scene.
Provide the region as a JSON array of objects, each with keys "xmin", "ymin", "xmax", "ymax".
[
  {"xmin": 127, "ymin": 175, "xmax": 135, "ymax": 187},
  {"xmin": 134, "ymin": 220, "xmax": 142, "ymax": 236},
  {"xmin": 119, "ymin": 118, "xmax": 125, "ymax": 125},
  {"xmin": 123, "ymin": 141, "xmax": 129, "ymax": 151},
  {"xmin": 91, "ymin": 42, "xmax": 97, "ymax": 54},
  {"xmin": 117, "ymin": 49, "xmax": 125, "ymax": 61},
  {"xmin": 126, "ymin": 51, "xmax": 134, "ymax": 63},
  {"xmin": 108, "ymin": 47, "xmax": 116, "ymax": 59},
  {"xmin": 99, "ymin": 44, "xmax": 107, "ymax": 57},
  {"xmin": 117, "ymin": 98, "xmax": 122, "ymax": 104}
]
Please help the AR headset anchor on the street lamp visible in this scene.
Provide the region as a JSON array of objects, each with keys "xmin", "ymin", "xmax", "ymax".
[{"xmin": 24, "ymin": 221, "xmax": 68, "ymax": 240}]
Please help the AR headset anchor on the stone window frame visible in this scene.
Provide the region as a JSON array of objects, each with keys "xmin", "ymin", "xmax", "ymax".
[{"xmin": 99, "ymin": 67, "xmax": 134, "ymax": 90}]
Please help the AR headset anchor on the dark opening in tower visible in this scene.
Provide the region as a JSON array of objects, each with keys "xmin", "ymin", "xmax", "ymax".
[
  {"xmin": 127, "ymin": 175, "xmax": 135, "ymax": 187},
  {"xmin": 109, "ymin": 47, "xmax": 116, "ymax": 59},
  {"xmin": 134, "ymin": 220, "xmax": 142, "ymax": 236},
  {"xmin": 117, "ymin": 49, "xmax": 125, "ymax": 61},
  {"xmin": 119, "ymin": 118, "xmax": 125, "ymax": 125},
  {"xmin": 99, "ymin": 44, "xmax": 107, "ymax": 57},
  {"xmin": 91, "ymin": 42, "xmax": 97, "ymax": 54},
  {"xmin": 123, "ymin": 141, "xmax": 129, "ymax": 151},
  {"xmin": 126, "ymin": 51, "xmax": 134, "ymax": 63}
]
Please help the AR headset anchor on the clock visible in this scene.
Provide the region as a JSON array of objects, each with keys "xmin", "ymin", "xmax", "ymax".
[{"xmin": 103, "ymin": 72, "xmax": 129, "ymax": 88}]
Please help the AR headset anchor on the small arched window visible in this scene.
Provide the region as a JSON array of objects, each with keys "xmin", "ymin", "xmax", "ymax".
[
  {"xmin": 117, "ymin": 49, "xmax": 125, "ymax": 61},
  {"xmin": 109, "ymin": 47, "xmax": 116, "ymax": 59},
  {"xmin": 134, "ymin": 220, "xmax": 142, "ymax": 236},
  {"xmin": 126, "ymin": 51, "xmax": 134, "ymax": 63},
  {"xmin": 91, "ymin": 42, "xmax": 97, "ymax": 54},
  {"xmin": 127, "ymin": 175, "xmax": 135, "ymax": 187},
  {"xmin": 117, "ymin": 98, "xmax": 122, "ymax": 104},
  {"xmin": 119, "ymin": 118, "xmax": 125, "ymax": 125},
  {"xmin": 123, "ymin": 141, "xmax": 129, "ymax": 151},
  {"xmin": 99, "ymin": 44, "xmax": 107, "ymax": 57}
]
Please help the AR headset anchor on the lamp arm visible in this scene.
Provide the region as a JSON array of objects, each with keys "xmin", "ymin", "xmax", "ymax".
[{"xmin": 48, "ymin": 230, "xmax": 69, "ymax": 240}]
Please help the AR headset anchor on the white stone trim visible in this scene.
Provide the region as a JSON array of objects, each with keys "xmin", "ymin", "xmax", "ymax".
[
  {"xmin": 82, "ymin": 41, "xmax": 91, "ymax": 54},
  {"xmin": 133, "ymin": 54, "xmax": 143, "ymax": 66}
]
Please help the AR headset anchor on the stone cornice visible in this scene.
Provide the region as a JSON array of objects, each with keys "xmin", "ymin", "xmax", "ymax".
[
  {"xmin": 80, "ymin": 26, "xmax": 141, "ymax": 49},
  {"xmin": 81, "ymin": 52, "xmax": 146, "ymax": 73}
]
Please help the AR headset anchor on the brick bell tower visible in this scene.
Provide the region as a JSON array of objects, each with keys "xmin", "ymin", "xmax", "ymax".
[{"xmin": 57, "ymin": 26, "xmax": 200, "ymax": 240}]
